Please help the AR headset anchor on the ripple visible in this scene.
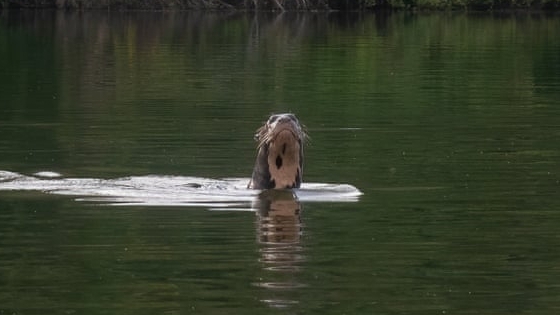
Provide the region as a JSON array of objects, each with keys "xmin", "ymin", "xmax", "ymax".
[{"xmin": 0, "ymin": 170, "xmax": 362, "ymax": 209}]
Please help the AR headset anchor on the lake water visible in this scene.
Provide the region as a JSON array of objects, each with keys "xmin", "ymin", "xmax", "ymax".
[{"xmin": 1, "ymin": 10, "xmax": 560, "ymax": 314}]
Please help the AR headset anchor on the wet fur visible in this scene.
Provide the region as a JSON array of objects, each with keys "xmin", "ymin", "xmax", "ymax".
[{"xmin": 248, "ymin": 114, "xmax": 306, "ymax": 190}]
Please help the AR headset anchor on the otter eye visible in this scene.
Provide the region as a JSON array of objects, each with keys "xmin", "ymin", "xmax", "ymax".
[
  {"xmin": 287, "ymin": 114, "xmax": 297, "ymax": 122},
  {"xmin": 268, "ymin": 115, "xmax": 279, "ymax": 124}
]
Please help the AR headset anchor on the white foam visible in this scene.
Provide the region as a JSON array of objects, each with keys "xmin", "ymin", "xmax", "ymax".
[
  {"xmin": 33, "ymin": 171, "xmax": 63, "ymax": 178},
  {"xmin": 0, "ymin": 170, "xmax": 362, "ymax": 209}
]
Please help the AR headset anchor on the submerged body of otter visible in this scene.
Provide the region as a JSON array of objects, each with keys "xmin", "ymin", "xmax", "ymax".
[{"xmin": 248, "ymin": 113, "xmax": 307, "ymax": 190}]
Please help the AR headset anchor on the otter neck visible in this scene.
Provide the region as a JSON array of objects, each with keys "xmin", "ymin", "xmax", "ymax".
[{"xmin": 265, "ymin": 130, "xmax": 302, "ymax": 189}]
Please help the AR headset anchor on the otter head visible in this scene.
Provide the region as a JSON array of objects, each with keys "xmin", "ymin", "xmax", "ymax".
[{"xmin": 248, "ymin": 113, "xmax": 307, "ymax": 190}]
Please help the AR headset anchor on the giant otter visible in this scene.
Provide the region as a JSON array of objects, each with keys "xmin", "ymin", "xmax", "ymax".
[{"xmin": 248, "ymin": 113, "xmax": 307, "ymax": 190}]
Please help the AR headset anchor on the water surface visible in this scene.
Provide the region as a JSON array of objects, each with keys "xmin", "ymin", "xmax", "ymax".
[{"xmin": 1, "ymin": 10, "xmax": 560, "ymax": 314}]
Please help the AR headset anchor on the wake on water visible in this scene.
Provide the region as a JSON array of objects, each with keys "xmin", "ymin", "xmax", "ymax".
[{"xmin": 0, "ymin": 170, "xmax": 362, "ymax": 210}]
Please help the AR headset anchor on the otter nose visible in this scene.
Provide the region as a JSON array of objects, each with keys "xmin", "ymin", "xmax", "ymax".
[{"xmin": 277, "ymin": 114, "xmax": 295, "ymax": 124}]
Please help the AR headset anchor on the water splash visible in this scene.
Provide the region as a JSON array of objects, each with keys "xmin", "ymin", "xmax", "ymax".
[{"xmin": 0, "ymin": 170, "xmax": 362, "ymax": 209}]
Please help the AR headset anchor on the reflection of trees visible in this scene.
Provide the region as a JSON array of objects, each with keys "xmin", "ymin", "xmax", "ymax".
[
  {"xmin": 253, "ymin": 190, "xmax": 305, "ymax": 309},
  {"xmin": 2, "ymin": 10, "xmax": 559, "ymax": 178}
]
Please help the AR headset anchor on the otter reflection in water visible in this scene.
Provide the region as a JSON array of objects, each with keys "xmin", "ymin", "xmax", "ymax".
[
  {"xmin": 253, "ymin": 189, "xmax": 305, "ymax": 309},
  {"xmin": 248, "ymin": 113, "xmax": 307, "ymax": 190}
]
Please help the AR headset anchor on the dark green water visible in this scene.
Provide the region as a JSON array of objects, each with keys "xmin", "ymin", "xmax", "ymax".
[{"xmin": 1, "ymin": 10, "xmax": 560, "ymax": 314}]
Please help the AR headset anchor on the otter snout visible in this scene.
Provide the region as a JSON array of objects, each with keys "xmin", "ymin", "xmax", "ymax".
[{"xmin": 271, "ymin": 114, "xmax": 296, "ymax": 125}]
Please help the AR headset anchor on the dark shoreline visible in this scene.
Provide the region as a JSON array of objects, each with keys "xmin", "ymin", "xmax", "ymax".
[{"xmin": 1, "ymin": 0, "xmax": 559, "ymax": 11}]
